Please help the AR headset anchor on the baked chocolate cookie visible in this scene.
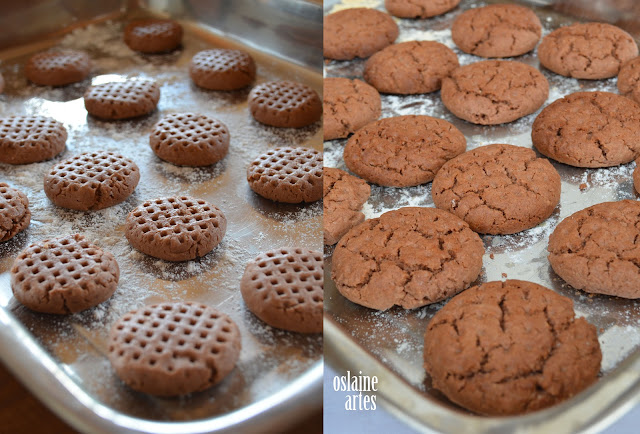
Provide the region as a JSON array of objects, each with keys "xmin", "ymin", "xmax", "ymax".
[
  {"xmin": 363, "ymin": 41, "xmax": 459, "ymax": 94},
  {"xmin": 344, "ymin": 115, "xmax": 466, "ymax": 187},
  {"xmin": 44, "ymin": 151, "xmax": 140, "ymax": 211},
  {"xmin": 323, "ymin": 77, "xmax": 381, "ymax": 140},
  {"xmin": 0, "ymin": 183, "xmax": 30, "ymax": 242},
  {"xmin": 532, "ymin": 91, "xmax": 640, "ymax": 168},
  {"xmin": 25, "ymin": 49, "xmax": 91, "ymax": 86},
  {"xmin": 123, "ymin": 19, "xmax": 183, "ymax": 53},
  {"xmin": 385, "ymin": 0, "xmax": 460, "ymax": 18},
  {"xmin": 538, "ymin": 22, "xmax": 638, "ymax": 79},
  {"xmin": 84, "ymin": 80, "xmax": 160, "ymax": 120},
  {"xmin": 10, "ymin": 234, "xmax": 119, "ymax": 314},
  {"xmin": 617, "ymin": 57, "xmax": 640, "ymax": 104},
  {"xmin": 432, "ymin": 144, "xmax": 561, "ymax": 235},
  {"xmin": 323, "ymin": 8, "xmax": 399, "ymax": 60},
  {"xmin": 248, "ymin": 81, "xmax": 321, "ymax": 128},
  {"xmin": 189, "ymin": 49, "xmax": 256, "ymax": 91},
  {"xmin": 108, "ymin": 302, "xmax": 241, "ymax": 396},
  {"xmin": 424, "ymin": 280, "xmax": 601, "ymax": 415},
  {"xmin": 324, "ymin": 168, "xmax": 370, "ymax": 245},
  {"xmin": 0, "ymin": 115, "xmax": 67, "ymax": 164},
  {"xmin": 331, "ymin": 207, "xmax": 484, "ymax": 310},
  {"xmin": 125, "ymin": 196, "xmax": 227, "ymax": 262},
  {"xmin": 441, "ymin": 60, "xmax": 548, "ymax": 125}
]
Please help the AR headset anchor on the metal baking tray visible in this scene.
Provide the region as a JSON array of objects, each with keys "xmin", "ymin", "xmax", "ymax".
[
  {"xmin": 323, "ymin": 0, "xmax": 640, "ymax": 432},
  {"xmin": 0, "ymin": 1, "xmax": 322, "ymax": 433}
]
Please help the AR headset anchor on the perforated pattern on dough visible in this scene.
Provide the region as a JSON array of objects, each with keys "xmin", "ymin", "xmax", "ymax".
[
  {"xmin": 25, "ymin": 49, "xmax": 91, "ymax": 86},
  {"xmin": 189, "ymin": 49, "xmax": 256, "ymax": 90},
  {"xmin": 0, "ymin": 115, "xmax": 67, "ymax": 164},
  {"xmin": 84, "ymin": 80, "xmax": 160, "ymax": 120},
  {"xmin": 248, "ymin": 81, "xmax": 322, "ymax": 128},
  {"xmin": 124, "ymin": 19, "xmax": 183, "ymax": 53},
  {"xmin": 0, "ymin": 183, "xmax": 30, "ymax": 242}
]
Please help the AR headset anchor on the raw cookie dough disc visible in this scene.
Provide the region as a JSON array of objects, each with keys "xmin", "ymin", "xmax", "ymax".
[
  {"xmin": 108, "ymin": 302, "xmax": 241, "ymax": 396},
  {"xmin": 424, "ymin": 280, "xmax": 601, "ymax": 415},
  {"xmin": 248, "ymin": 81, "xmax": 321, "ymax": 128},
  {"xmin": 323, "ymin": 77, "xmax": 381, "ymax": 140},
  {"xmin": 123, "ymin": 19, "xmax": 183, "ymax": 53},
  {"xmin": 323, "ymin": 8, "xmax": 399, "ymax": 60},
  {"xmin": 432, "ymin": 144, "xmax": 561, "ymax": 235},
  {"xmin": 548, "ymin": 200, "xmax": 640, "ymax": 298},
  {"xmin": 323, "ymin": 167, "xmax": 370, "ymax": 245},
  {"xmin": 538, "ymin": 22, "xmax": 638, "ymax": 79},
  {"xmin": 84, "ymin": 80, "xmax": 160, "ymax": 120},
  {"xmin": 240, "ymin": 248, "xmax": 323, "ymax": 333},
  {"xmin": 532, "ymin": 91, "xmax": 640, "ymax": 168},
  {"xmin": 343, "ymin": 115, "xmax": 466, "ymax": 187},
  {"xmin": 331, "ymin": 207, "xmax": 484, "ymax": 310},
  {"xmin": 0, "ymin": 183, "xmax": 30, "ymax": 242},
  {"xmin": 189, "ymin": 49, "xmax": 256, "ymax": 91},
  {"xmin": 617, "ymin": 57, "xmax": 640, "ymax": 104},
  {"xmin": 363, "ymin": 41, "xmax": 459, "ymax": 94},
  {"xmin": 25, "ymin": 49, "xmax": 91, "ymax": 86},
  {"xmin": 385, "ymin": 0, "xmax": 460, "ymax": 18},
  {"xmin": 441, "ymin": 60, "xmax": 548, "ymax": 125},
  {"xmin": 0, "ymin": 115, "xmax": 67, "ymax": 164}
]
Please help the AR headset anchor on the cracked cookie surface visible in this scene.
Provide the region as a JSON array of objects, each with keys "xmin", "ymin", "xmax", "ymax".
[
  {"xmin": 385, "ymin": 0, "xmax": 460, "ymax": 18},
  {"xmin": 331, "ymin": 207, "xmax": 484, "ymax": 310},
  {"xmin": 0, "ymin": 183, "xmax": 30, "ymax": 242},
  {"xmin": 432, "ymin": 144, "xmax": 560, "ymax": 235},
  {"xmin": 617, "ymin": 57, "xmax": 640, "ymax": 104},
  {"xmin": 323, "ymin": 167, "xmax": 371, "ymax": 245},
  {"xmin": 424, "ymin": 279, "xmax": 601, "ymax": 416},
  {"xmin": 323, "ymin": 78, "xmax": 380, "ymax": 140}
]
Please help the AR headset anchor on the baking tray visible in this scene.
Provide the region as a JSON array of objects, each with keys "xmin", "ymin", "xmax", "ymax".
[
  {"xmin": 0, "ymin": 1, "xmax": 323, "ymax": 433},
  {"xmin": 323, "ymin": 0, "xmax": 640, "ymax": 432}
]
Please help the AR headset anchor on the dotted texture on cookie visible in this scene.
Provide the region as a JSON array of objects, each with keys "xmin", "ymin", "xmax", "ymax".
[
  {"xmin": 189, "ymin": 49, "xmax": 256, "ymax": 91},
  {"xmin": 248, "ymin": 81, "xmax": 321, "ymax": 128},
  {"xmin": 10, "ymin": 234, "xmax": 119, "ymax": 314},
  {"xmin": 0, "ymin": 115, "xmax": 67, "ymax": 164},
  {"xmin": 25, "ymin": 50, "xmax": 91, "ymax": 86},
  {"xmin": 618, "ymin": 57, "xmax": 640, "ymax": 104},
  {"xmin": 84, "ymin": 80, "xmax": 160, "ymax": 120},
  {"xmin": 324, "ymin": 167, "xmax": 371, "ymax": 245},
  {"xmin": 0, "ymin": 183, "xmax": 30, "ymax": 242},
  {"xmin": 331, "ymin": 207, "xmax": 484, "ymax": 310},
  {"xmin": 538, "ymin": 22, "xmax": 638, "ymax": 79},
  {"xmin": 548, "ymin": 200, "xmax": 640, "ymax": 298},
  {"xmin": 108, "ymin": 302, "xmax": 241, "ymax": 396},
  {"xmin": 123, "ymin": 19, "xmax": 183, "ymax": 53},
  {"xmin": 125, "ymin": 196, "xmax": 226, "ymax": 262},
  {"xmin": 240, "ymin": 248, "xmax": 323, "ymax": 333},
  {"xmin": 344, "ymin": 115, "xmax": 466, "ymax": 187},
  {"xmin": 423, "ymin": 280, "xmax": 601, "ymax": 415},
  {"xmin": 532, "ymin": 91, "xmax": 640, "ymax": 168},
  {"xmin": 323, "ymin": 77, "xmax": 381, "ymax": 140},
  {"xmin": 385, "ymin": 0, "xmax": 460, "ymax": 18},
  {"xmin": 432, "ymin": 144, "xmax": 561, "ymax": 235},
  {"xmin": 441, "ymin": 60, "xmax": 548, "ymax": 125}
]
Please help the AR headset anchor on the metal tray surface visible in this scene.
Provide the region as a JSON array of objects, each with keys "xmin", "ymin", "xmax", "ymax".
[{"xmin": 323, "ymin": 0, "xmax": 640, "ymax": 432}]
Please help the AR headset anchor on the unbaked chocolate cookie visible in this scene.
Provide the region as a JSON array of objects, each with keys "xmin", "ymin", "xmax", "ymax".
[
  {"xmin": 323, "ymin": 8, "xmax": 399, "ymax": 60},
  {"xmin": 248, "ymin": 81, "xmax": 321, "ymax": 128},
  {"xmin": 331, "ymin": 207, "xmax": 484, "ymax": 310},
  {"xmin": 84, "ymin": 80, "xmax": 160, "ymax": 120},
  {"xmin": 0, "ymin": 183, "xmax": 30, "ymax": 242},
  {"xmin": 0, "ymin": 115, "xmax": 67, "ymax": 164},
  {"xmin": 538, "ymin": 22, "xmax": 638, "ymax": 79},
  {"xmin": 44, "ymin": 151, "xmax": 140, "ymax": 211},
  {"xmin": 532, "ymin": 91, "xmax": 640, "ymax": 168},
  {"xmin": 424, "ymin": 280, "xmax": 601, "ymax": 415},
  {"xmin": 125, "ymin": 196, "xmax": 227, "ymax": 262},
  {"xmin": 343, "ymin": 115, "xmax": 466, "ymax": 187},
  {"xmin": 441, "ymin": 60, "xmax": 548, "ymax": 125},
  {"xmin": 432, "ymin": 144, "xmax": 561, "ymax": 235},
  {"xmin": 10, "ymin": 234, "xmax": 119, "ymax": 314},
  {"xmin": 324, "ymin": 167, "xmax": 370, "ymax": 245},
  {"xmin": 323, "ymin": 77, "xmax": 381, "ymax": 140},
  {"xmin": 617, "ymin": 57, "xmax": 640, "ymax": 104},
  {"xmin": 123, "ymin": 19, "xmax": 183, "ymax": 53},
  {"xmin": 25, "ymin": 49, "xmax": 91, "ymax": 86},
  {"xmin": 189, "ymin": 49, "xmax": 256, "ymax": 91},
  {"xmin": 385, "ymin": 0, "xmax": 460, "ymax": 18},
  {"xmin": 108, "ymin": 302, "xmax": 241, "ymax": 396}
]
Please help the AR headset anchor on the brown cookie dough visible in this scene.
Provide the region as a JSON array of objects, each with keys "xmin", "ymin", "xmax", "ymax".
[
  {"xmin": 424, "ymin": 280, "xmax": 601, "ymax": 416},
  {"xmin": 548, "ymin": 200, "xmax": 640, "ymax": 298},
  {"xmin": 248, "ymin": 81, "xmax": 321, "ymax": 128},
  {"xmin": 331, "ymin": 207, "xmax": 484, "ymax": 310},
  {"xmin": 323, "ymin": 77, "xmax": 381, "ymax": 140},
  {"xmin": 323, "ymin": 167, "xmax": 370, "ymax": 245},
  {"xmin": 343, "ymin": 115, "xmax": 466, "ymax": 187},
  {"xmin": 84, "ymin": 80, "xmax": 160, "ymax": 120},
  {"xmin": 323, "ymin": 8, "xmax": 399, "ymax": 60},
  {"xmin": 451, "ymin": 4, "xmax": 542, "ymax": 58},
  {"xmin": 25, "ymin": 50, "xmax": 91, "ymax": 86},
  {"xmin": 0, "ymin": 183, "xmax": 30, "ymax": 242},
  {"xmin": 432, "ymin": 144, "xmax": 561, "ymax": 235},
  {"xmin": 617, "ymin": 56, "xmax": 640, "ymax": 104},
  {"xmin": 10, "ymin": 234, "xmax": 119, "ymax": 314},
  {"xmin": 108, "ymin": 302, "xmax": 241, "ymax": 396},
  {"xmin": 123, "ymin": 19, "xmax": 183, "ymax": 53},
  {"xmin": 532, "ymin": 91, "xmax": 640, "ymax": 168},
  {"xmin": 0, "ymin": 115, "xmax": 67, "ymax": 164},
  {"xmin": 189, "ymin": 49, "xmax": 256, "ymax": 91},
  {"xmin": 363, "ymin": 41, "xmax": 459, "ymax": 94},
  {"xmin": 441, "ymin": 60, "xmax": 548, "ymax": 125},
  {"xmin": 538, "ymin": 22, "xmax": 638, "ymax": 79},
  {"xmin": 385, "ymin": 0, "xmax": 460, "ymax": 18}
]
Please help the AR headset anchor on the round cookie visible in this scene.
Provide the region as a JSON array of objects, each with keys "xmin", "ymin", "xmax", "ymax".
[
  {"xmin": 44, "ymin": 151, "xmax": 140, "ymax": 211},
  {"xmin": 331, "ymin": 207, "xmax": 484, "ymax": 310},
  {"xmin": 538, "ymin": 22, "xmax": 638, "ymax": 79},
  {"xmin": 0, "ymin": 183, "xmax": 30, "ymax": 242},
  {"xmin": 240, "ymin": 248, "xmax": 323, "ymax": 333},
  {"xmin": 441, "ymin": 60, "xmax": 548, "ymax": 125},
  {"xmin": 617, "ymin": 56, "xmax": 640, "ymax": 104},
  {"xmin": 532, "ymin": 91, "xmax": 640, "ymax": 168},
  {"xmin": 125, "ymin": 196, "xmax": 226, "ymax": 262},
  {"xmin": 247, "ymin": 147, "xmax": 323, "ymax": 203},
  {"xmin": 323, "ymin": 77, "xmax": 381, "ymax": 141},
  {"xmin": 0, "ymin": 115, "xmax": 67, "ymax": 164},
  {"xmin": 344, "ymin": 115, "xmax": 466, "ymax": 187},
  {"xmin": 424, "ymin": 280, "xmax": 601, "ymax": 416},
  {"xmin": 451, "ymin": 4, "xmax": 542, "ymax": 58},
  {"xmin": 432, "ymin": 144, "xmax": 561, "ymax": 235},
  {"xmin": 385, "ymin": 0, "xmax": 460, "ymax": 18},
  {"xmin": 248, "ymin": 81, "xmax": 321, "ymax": 128},
  {"xmin": 189, "ymin": 49, "xmax": 256, "ymax": 91},
  {"xmin": 548, "ymin": 200, "xmax": 640, "ymax": 298},
  {"xmin": 324, "ymin": 167, "xmax": 371, "ymax": 246},
  {"xmin": 123, "ymin": 19, "xmax": 183, "ymax": 53},
  {"xmin": 323, "ymin": 8, "xmax": 399, "ymax": 60},
  {"xmin": 150, "ymin": 113, "xmax": 230, "ymax": 166},
  {"xmin": 10, "ymin": 234, "xmax": 119, "ymax": 314},
  {"xmin": 25, "ymin": 49, "xmax": 91, "ymax": 86},
  {"xmin": 84, "ymin": 80, "xmax": 160, "ymax": 120},
  {"xmin": 108, "ymin": 302, "xmax": 241, "ymax": 396},
  {"xmin": 363, "ymin": 41, "xmax": 459, "ymax": 94}
]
